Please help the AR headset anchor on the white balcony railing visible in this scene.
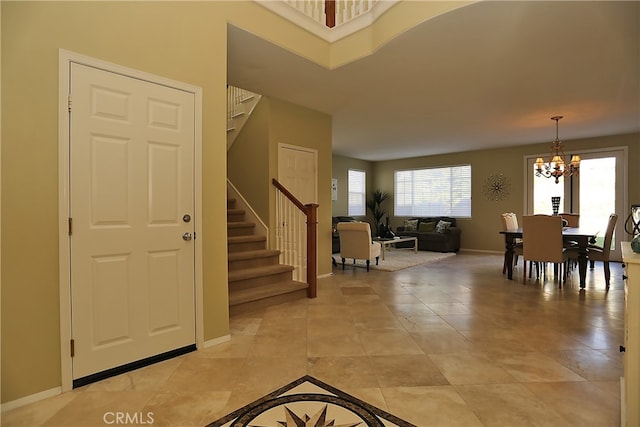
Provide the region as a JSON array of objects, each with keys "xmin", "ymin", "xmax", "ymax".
[
  {"xmin": 285, "ymin": 0, "xmax": 377, "ymax": 27},
  {"xmin": 256, "ymin": 0, "xmax": 398, "ymax": 42}
]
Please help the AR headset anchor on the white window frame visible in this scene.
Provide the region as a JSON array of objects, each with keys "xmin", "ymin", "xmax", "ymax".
[
  {"xmin": 394, "ymin": 165, "xmax": 472, "ymax": 218},
  {"xmin": 347, "ymin": 169, "xmax": 366, "ymax": 216}
]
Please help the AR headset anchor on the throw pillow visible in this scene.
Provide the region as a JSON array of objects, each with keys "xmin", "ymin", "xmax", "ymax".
[
  {"xmin": 418, "ymin": 221, "xmax": 437, "ymax": 232},
  {"xmin": 435, "ymin": 220, "xmax": 452, "ymax": 233},
  {"xmin": 403, "ymin": 219, "xmax": 418, "ymax": 231}
]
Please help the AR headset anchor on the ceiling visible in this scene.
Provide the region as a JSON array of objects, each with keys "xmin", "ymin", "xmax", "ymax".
[{"xmin": 227, "ymin": 1, "xmax": 639, "ymax": 161}]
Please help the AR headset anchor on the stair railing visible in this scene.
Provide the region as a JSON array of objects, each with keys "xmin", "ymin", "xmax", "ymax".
[{"xmin": 272, "ymin": 178, "xmax": 318, "ymax": 298}]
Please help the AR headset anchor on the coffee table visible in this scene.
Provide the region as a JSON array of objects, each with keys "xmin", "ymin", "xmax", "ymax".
[{"xmin": 373, "ymin": 236, "xmax": 418, "ymax": 260}]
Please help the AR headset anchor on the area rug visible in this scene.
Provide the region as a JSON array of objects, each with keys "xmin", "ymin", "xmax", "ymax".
[
  {"xmin": 206, "ymin": 375, "xmax": 415, "ymax": 427},
  {"xmin": 348, "ymin": 250, "xmax": 456, "ymax": 272}
]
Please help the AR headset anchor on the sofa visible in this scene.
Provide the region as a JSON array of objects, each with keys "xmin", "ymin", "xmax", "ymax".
[{"xmin": 395, "ymin": 217, "xmax": 461, "ymax": 252}]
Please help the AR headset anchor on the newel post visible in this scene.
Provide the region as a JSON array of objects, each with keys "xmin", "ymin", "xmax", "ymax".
[
  {"xmin": 305, "ymin": 203, "xmax": 319, "ymax": 298},
  {"xmin": 325, "ymin": 0, "xmax": 336, "ymax": 28}
]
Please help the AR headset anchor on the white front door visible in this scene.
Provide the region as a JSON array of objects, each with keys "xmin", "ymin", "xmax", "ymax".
[{"xmin": 69, "ymin": 63, "xmax": 196, "ymax": 381}]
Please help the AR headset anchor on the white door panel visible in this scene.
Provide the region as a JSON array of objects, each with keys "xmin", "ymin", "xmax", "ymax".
[
  {"xmin": 278, "ymin": 145, "xmax": 317, "ymax": 204},
  {"xmin": 70, "ymin": 63, "xmax": 195, "ymax": 379}
]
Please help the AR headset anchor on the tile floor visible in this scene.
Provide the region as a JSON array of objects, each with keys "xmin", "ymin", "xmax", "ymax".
[{"xmin": 2, "ymin": 253, "xmax": 625, "ymax": 426}]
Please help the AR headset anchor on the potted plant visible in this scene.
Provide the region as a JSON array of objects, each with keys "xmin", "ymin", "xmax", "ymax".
[{"xmin": 367, "ymin": 190, "xmax": 389, "ymax": 237}]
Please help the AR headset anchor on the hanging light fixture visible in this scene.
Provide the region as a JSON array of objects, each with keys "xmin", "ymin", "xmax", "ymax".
[{"xmin": 535, "ymin": 116, "xmax": 580, "ymax": 184}]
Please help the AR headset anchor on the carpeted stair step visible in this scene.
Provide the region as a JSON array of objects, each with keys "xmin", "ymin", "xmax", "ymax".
[
  {"xmin": 228, "ymin": 249, "xmax": 281, "ymax": 271},
  {"xmin": 227, "ymin": 208, "xmax": 245, "ymax": 222},
  {"xmin": 228, "ymin": 279, "xmax": 308, "ymax": 307},
  {"xmin": 228, "ymin": 264, "xmax": 294, "ymax": 290},
  {"xmin": 227, "ymin": 221, "xmax": 256, "ymax": 237},
  {"xmin": 228, "ymin": 235, "xmax": 266, "ymax": 252}
]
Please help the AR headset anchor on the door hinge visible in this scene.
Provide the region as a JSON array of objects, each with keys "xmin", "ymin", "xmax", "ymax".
[
  {"xmin": 68, "ymin": 218, "xmax": 73, "ymax": 236},
  {"xmin": 70, "ymin": 339, "xmax": 75, "ymax": 357},
  {"xmin": 68, "ymin": 95, "xmax": 72, "ymax": 112}
]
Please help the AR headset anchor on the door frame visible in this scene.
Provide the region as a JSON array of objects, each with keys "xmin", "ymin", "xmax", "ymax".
[{"xmin": 57, "ymin": 50, "xmax": 204, "ymax": 392}]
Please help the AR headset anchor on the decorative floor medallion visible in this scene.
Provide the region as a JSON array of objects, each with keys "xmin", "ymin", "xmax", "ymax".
[{"xmin": 206, "ymin": 375, "xmax": 416, "ymax": 427}]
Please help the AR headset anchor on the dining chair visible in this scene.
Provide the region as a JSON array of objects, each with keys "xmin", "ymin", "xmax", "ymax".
[
  {"xmin": 522, "ymin": 214, "xmax": 571, "ymax": 286},
  {"xmin": 559, "ymin": 213, "xmax": 580, "ymax": 268},
  {"xmin": 501, "ymin": 213, "xmax": 523, "ymax": 274},
  {"xmin": 559, "ymin": 212, "xmax": 580, "ymax": 227},
  {"xmin": 336, "ymin": 222, "xmax": 381, "ymax": 271},
  {"xmin": 586, "ymin": 213, "xmax": 618, "ymax": 289}
]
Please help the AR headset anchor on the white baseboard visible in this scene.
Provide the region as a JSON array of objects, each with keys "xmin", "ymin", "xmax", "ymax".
[
  {"xmin": 1, "ymin": 386, "xmax": 62, "ymax": 412},
  {"xmin": 203, "ymin": 335, "xmax": 231, "ymax": 348},
  {"xmin": 621, "ymin": 376, "xmax": 626, "ymax": 427}
]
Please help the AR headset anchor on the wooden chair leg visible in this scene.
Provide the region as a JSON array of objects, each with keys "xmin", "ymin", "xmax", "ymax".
[
  {"xmin": 604, "ymin": 261, "xmax": 611, "ymax": 289},
  {"xmin": 366, "ymin": 260, "xmax": 370, "ymax": 271},
  {"xmin": 341, "ymin": 258, "xmax": 345, "ymax": 270}
]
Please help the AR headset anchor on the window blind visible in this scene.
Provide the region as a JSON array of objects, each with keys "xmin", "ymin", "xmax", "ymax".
[
  {"xmin": 348, "ymin": 169, "xmax": 366, "ymax": 216},
  {"xmin": 394, "ymin": 165, "xmax": 471, "ymax": 217}
]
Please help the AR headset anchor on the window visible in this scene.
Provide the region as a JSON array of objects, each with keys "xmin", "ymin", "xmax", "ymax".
[
  {"xmin": 394, "ymin": 165, "xmax": 471, "ymax": 217},
  {"xmin": 526, "ymin": 148, "xmax": 626, "ymax": 260},
  {"xmin": 348, "ymin": 169, "xmax": 366, "ymax": 216}
]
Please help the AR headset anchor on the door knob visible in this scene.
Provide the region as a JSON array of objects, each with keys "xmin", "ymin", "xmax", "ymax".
[{"xmin": 182, "ymin": 232, "xmax": 192, "ymax": 241}]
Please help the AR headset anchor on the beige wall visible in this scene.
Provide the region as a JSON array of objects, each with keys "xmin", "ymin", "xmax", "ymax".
[
  {"xmin": 331, "ymin": 155, "xmax": 374, "ymax": 221},
  {"xmin": 333, "ymin": 132, "xmax": 639, "ymax": 253},
  {"xmin": 267, "ymin": 98, "xmax": 333, "ymax": 276},
  {"xmin": 1, "ymin": 0, "xmax": 469, "ymax": 402},
  {"xmin": 1, "ymin": 1, "xmax": 235, "ymax": 402},
  {"xmin": 228, "ymin": 96, "xmax": 333, "ymax": 275},
  {"xmin": 228, "ymin": 99, "xmax": 271, "ymax": 222},
  {"xmin": 2, "ymin": 0, "xmax": 636, "ymax": 405}
]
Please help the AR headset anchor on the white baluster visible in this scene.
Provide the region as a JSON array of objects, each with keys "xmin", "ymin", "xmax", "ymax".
[
  {"xmin": 335, "ymin": 0, "xmax": 344, "ymax": 25},
  {"xmin": 285, "ymin": 201, "xmax": 292, "ymax": 267},
  {"xmin": 276, "ymin": 191, "xmax": 283, "ymax": 262}
]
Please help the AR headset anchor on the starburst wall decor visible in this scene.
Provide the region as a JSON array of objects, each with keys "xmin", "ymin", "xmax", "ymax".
[{"xmin": 482, "ymin": 173, "xmax": 511, "ymax": 202}]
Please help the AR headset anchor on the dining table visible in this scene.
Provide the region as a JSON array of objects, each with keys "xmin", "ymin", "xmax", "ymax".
[{"xmin": 500, "ymin": 226, "xmax": 598, "ymax": 289}]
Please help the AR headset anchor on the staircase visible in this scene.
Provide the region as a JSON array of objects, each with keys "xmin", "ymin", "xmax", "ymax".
[{"xmin": 227, "ymin": 198, "xmax": 308, "ymax": 315}]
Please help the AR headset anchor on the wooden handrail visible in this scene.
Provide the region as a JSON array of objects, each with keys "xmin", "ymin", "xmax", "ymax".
[
  {"xmin": 272, "ymin": 178, "xmax": 318, "ymax": 298},
  {"xmin": 272, "ymin": 178, "xmax": 307, "ymax": 212}
]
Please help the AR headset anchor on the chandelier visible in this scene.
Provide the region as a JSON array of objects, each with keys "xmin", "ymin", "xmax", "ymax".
[{"xmin": 535, "ymin": 116, "xmax": 580, "ymax": 183}]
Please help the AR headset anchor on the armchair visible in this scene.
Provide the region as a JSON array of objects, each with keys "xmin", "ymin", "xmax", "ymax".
[{"xmin": 336, "ymin": 222, "xmax": 381, "ymax": 271}]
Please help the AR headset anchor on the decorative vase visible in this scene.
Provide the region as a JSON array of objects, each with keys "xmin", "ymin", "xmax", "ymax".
[
  {"xmin": 631, "ymin": 235, "xmax": 640, "ymax": 253},
  {"xmin": 551, "ymin": 197, "xmax": 561, "ymax": 216},
  {"xmin": 384, "ymin": 216, "xmax": 395, "ymax": 238}
]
